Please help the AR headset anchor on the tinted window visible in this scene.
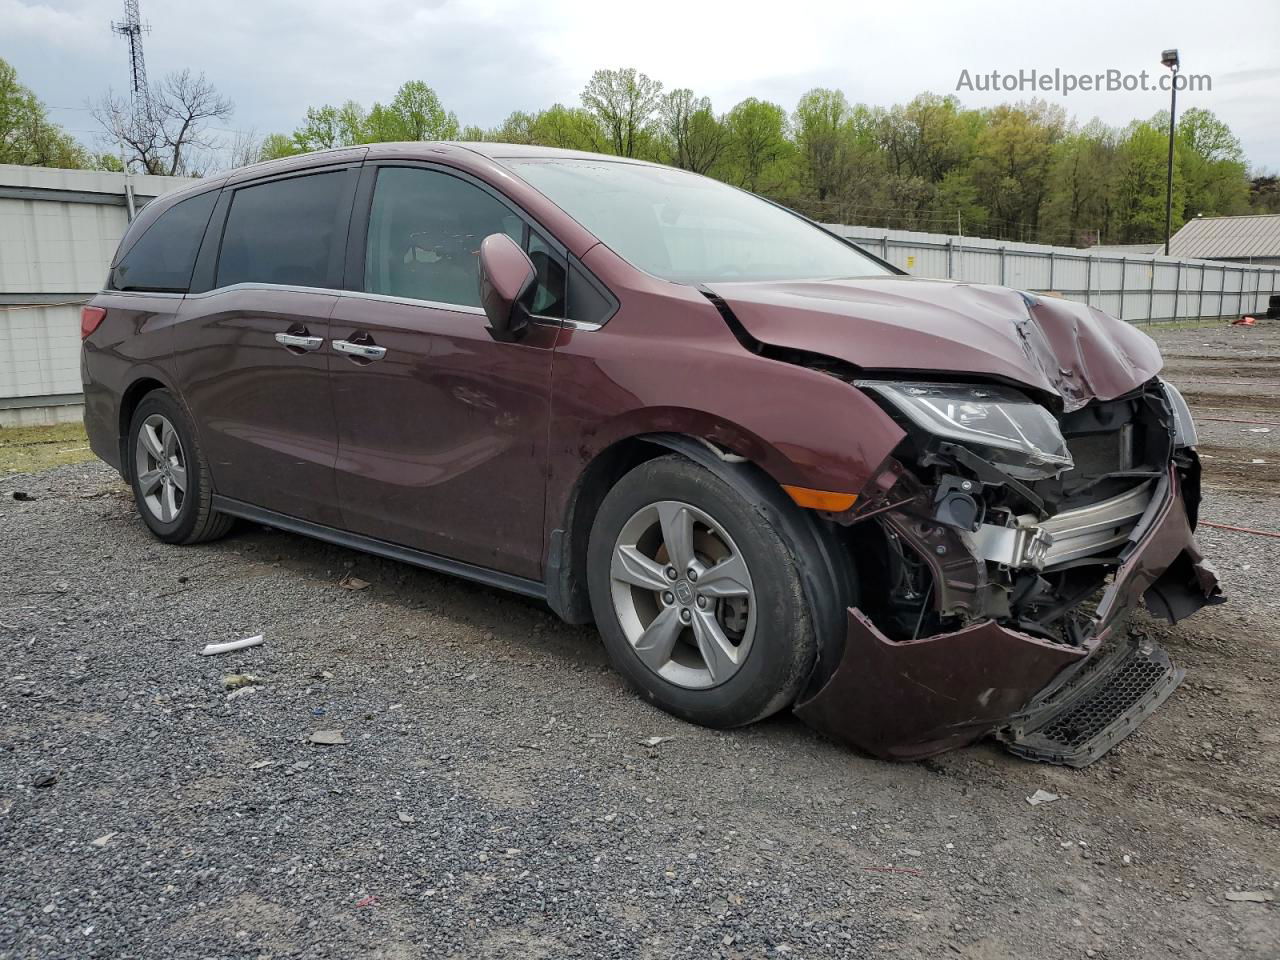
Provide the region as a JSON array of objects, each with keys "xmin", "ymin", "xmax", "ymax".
[
  {"xmin": 216, "ymin": 172, "xmax": 345, "ymax": 288},
  {"xmin": 364, "ymin": 167, "xmax": 524, "ymax": 308},
  {"xmin": 525, "ymin": 231, "xmax": 565, "ymax": 318},
  {"xmin": 567, "ymin": 262, "xmax": 615, "ymax": 326},
  {"xmin": 506, "ymin": 158, "xmax": 892, "ymax": 284},
  {"xmin": 109, "ymin": 190, "xmax": 218, "ymax": 293}
]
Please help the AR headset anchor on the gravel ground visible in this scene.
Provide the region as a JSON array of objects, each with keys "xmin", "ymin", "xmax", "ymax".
[{"xmin": 1, "ymin": 323, "xmax": 1278, "ymax": 959}]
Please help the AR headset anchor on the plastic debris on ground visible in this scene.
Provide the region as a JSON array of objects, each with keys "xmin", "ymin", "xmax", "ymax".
[
  {"xmin": 1026, "ymin": 789, "xmax": 1061, "ymax": 806},
  {"xmin": 309, "ymin": 729, "xmax": 348, "ymax": 745},
  {"xmin": 200, "ymin": 635, "xmax": 264, "ymax": 656},
  {"xmin": 1224, "ymin": 891, "xmax": 1274, "ymax": 903}
]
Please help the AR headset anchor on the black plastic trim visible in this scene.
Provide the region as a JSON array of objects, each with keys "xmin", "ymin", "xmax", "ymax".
[{"xmin": 211, "ymin": 496, "xmax": 548, "ymax": 601}]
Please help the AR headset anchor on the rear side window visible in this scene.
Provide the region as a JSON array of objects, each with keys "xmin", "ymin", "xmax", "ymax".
[
  {"xmin": 109, "ymin": 190, "xmax": 218, "ymax": 293},
  {"xmin": 216, "ymin": 172, "xmax": 346, "ymax": 288}
]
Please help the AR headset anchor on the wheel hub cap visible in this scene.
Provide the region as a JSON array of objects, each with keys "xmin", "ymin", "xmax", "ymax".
[
  {"xmin": 609, "ymin": 500, "xmax": 756, "ymax": 690},
  {"xmin": 134, "ymin": 413, "xmax": 187, "ymax": 524}
]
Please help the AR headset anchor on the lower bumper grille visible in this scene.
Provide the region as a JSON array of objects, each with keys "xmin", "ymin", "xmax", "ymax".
[{"xmin": 999, "ymin": 638, "xmax": 1184, "ymax": 767}]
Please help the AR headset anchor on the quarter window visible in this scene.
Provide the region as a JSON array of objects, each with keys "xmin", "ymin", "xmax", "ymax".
[
  {"xmin": 109, "ymin": 190, "xmax": 218, "ymax": 293},
  {"xmin": 216, "ymin": 172, "xmax": 347, "ymax": 289}
]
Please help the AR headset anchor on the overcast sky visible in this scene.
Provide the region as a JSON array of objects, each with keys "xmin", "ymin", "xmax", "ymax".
[{"xmin": 5, "ymin": 0, "xmax": 1280, "ymax": 170}]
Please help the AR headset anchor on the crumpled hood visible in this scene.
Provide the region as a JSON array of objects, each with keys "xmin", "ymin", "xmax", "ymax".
[{"xmin": 706, "ymin": 276, "xmax": 1163, "ymax": 410}]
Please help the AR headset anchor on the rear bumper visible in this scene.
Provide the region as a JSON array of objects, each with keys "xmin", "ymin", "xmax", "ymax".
[{"xmin": 794, "ymin": 465, "xmax": 1222, "ymax": 761}]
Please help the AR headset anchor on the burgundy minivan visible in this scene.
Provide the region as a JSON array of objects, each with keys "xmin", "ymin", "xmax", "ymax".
[{"xmin": 82, "ymin": 143, "xmax": 1222, "ymax": 765}]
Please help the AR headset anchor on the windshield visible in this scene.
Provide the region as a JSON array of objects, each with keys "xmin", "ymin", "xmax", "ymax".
[{"xmin": 503, "ymin": 158, "xmax": 892, "ymax": 284}]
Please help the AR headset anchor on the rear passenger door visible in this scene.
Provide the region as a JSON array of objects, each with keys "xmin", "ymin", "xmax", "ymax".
[
  {"xmin": 173, "ymin": 163, "xmax": 360, "ymax": 526},
  {"xmin": 327, "ymin": 163, "xmax": 566, "ymax": 578}
]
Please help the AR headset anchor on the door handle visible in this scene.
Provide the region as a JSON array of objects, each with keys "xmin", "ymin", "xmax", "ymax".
[
  {"xmin": 333, "ymin": 339, "xmax": 387, "ymax": 361},
  {"xmin": 274, "ymin": 332, "xmax": 324, "ymax": 352}
]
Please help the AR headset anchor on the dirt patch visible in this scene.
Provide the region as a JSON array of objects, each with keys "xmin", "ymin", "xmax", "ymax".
[
  {"xmin": 1199, "ymin": 443, "xmax": 1280, "ymax": 496},
  {"xmin": 1181, "ymin": 388, "xmax": 1280, "ymax": 414}
]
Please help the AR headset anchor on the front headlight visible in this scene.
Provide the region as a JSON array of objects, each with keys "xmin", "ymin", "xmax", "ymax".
[
  {"xmin": 1160, "ymin": 379, "xmax": 1198, "ymax": 448},
  {"xmin": 857, "ymin": 380, "xmax": 1073, "ymax": 478}
]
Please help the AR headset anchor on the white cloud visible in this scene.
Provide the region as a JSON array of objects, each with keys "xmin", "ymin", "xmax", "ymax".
[{"xmin": 5, "ymin": 0, "xmax": 1279, "ymax": 168}]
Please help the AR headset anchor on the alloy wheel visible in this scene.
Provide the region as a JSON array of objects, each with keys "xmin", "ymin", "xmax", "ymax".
[
  {"xmin": 609, "ymin": 500, "xmax": 756, "ymax": 689},
  {"xmin": 134, "ymin": 413, "xmax": 187, "ymax": 523}
]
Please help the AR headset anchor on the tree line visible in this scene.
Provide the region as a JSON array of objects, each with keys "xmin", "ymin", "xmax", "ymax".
[{"xmin": 3, "ymin": 56, "xmax": 1276, "ymax": 246}]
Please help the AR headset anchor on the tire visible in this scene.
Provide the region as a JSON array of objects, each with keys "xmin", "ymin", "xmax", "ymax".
[
  {"xmin": 127, "ymin": 389, "xmax": 233, "ymax": 545},
  {"xmin": 586, "ymin": 455, "xmax": 816, "ymax": 729}
]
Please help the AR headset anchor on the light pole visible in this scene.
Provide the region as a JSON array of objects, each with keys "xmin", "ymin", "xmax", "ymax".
[{"xmin": 1161, "ymin": 48, "xmax": 1180, "ymax": 255}]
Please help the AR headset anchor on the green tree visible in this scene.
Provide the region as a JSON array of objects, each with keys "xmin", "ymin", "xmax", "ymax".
[
  {"xmin": 793, "ymin": 88, "xmax": 853, "ymax": 202},
  {"xmin": 1251, "ymin": 174, "xmax": 1280, "ymax": 214},
  {"xmin": 723, "ymin": 98, "xmax": 790, "ymax": 192},
  {"xmin": 530, "ymin": 104, "xmax": 606, "ymax": 152},
  {"xmin": 1174, "ymin": 108, "xmax": 1250, "ymax": 219},
  {"xmin": 581, "ymin": 68, "xmax": 662, "ymax": 157},
  {"xmin": 970, "ymin": 100, "xmax": 1064, "ymax": 239},
  {"xmin": 877, "ymin": 93, "xmax": 973, "ymax": 181},
  {"xmin": 491, "ymin": 110, "xmax": 539, "ymax": 144},
  {"xmin": 1113, "ymin": 120, "xmax": 1183, "ymax": 243},
  {"xmin": 0, "ymin": 56, "xmax": 91, "ymax": 168},
  {"xmin": 365, "ymin": 81, "xmax": 459, "ymax": 141},
  {"xmin": 932, "ymin": 169, "xmax": 989, "ymax": 235},
  {"xmin": 257, "ymin": 132, "xmax": 299, "ymax": 161},
  {"xmin": 658, "ymin": 89, "xmax": 728, "ymax": 174},
  {"xmin": 1040, "ymin": 122, "xmax": 1117, "ymax": 245}
]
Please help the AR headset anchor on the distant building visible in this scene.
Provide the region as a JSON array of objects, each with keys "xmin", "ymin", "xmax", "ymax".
[{"xmin": 1167, "ymin": 214, "xmax": 1280, "ymax": 265}]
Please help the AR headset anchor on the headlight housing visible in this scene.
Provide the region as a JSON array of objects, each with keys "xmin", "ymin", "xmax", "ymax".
[
  {"xmin": 1160, "ymin": 379, "xmax": 1198, "ymax": 448},
  {"xmin": 857, "ymin": 380, "xmax": 1073, "ymax": 479}
]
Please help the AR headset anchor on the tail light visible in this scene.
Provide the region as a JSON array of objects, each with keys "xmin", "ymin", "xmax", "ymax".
[{"xmin": 80, "ymin": 305, "xmax": 106, "ymax": 339}]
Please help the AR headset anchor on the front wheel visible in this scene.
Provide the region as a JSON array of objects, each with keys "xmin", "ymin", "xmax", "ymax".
[{"xmin": 586, "ymin": 455, "xmax": 816, "ymax": 728}]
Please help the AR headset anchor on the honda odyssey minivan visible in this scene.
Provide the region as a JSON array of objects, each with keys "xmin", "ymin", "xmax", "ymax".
[{"xmin": 81, "ymin": 142, "xmax": 1222, "ymax": 765}]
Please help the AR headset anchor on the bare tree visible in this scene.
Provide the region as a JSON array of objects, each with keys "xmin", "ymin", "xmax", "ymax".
[
  {"xmin": 227, "ymin": 127, "xmax": 262, "ymax": 170},
  {"xmin": 94, "ymin": 70, "xmax": 233, "ymax": 176}
]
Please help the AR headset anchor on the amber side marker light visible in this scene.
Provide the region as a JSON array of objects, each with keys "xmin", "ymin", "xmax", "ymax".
[
  {"xmin": 781, "ymin": 485, "xmax": 857, "ymax": 512},
  {"xmin": 80, "ymin": 305, "xmax": 106, "ymax": 339}
]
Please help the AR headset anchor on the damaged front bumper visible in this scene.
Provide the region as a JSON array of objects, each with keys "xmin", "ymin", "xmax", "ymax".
[{"xmin": 794, "ymin": 464, "xmax": 1222, "ymax": 762}]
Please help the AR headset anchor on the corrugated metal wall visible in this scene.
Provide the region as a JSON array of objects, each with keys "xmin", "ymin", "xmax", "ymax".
[
  {"xmin": 829, "ymin": 224, "xmax": 1280, "ymax": 324},
  {"xmin": 0, "ymin": 164, "xmax": 194, "ymax": 426},
  {"xmin": 3, "ymin": 165, "xmax": 1279, "ymax": 426}
]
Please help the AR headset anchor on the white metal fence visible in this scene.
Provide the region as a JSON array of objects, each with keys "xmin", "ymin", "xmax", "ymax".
[
  {"xmin": 828, "ymin": 224, "xmax": 1280, "ymax": 325},
  {"xmin": 3, "ymin": 163, "xmax": 1278, "ymax": 426},
  {"xmin": 0, "ymin": 164, "xmax": 195, "ymax": 426}
]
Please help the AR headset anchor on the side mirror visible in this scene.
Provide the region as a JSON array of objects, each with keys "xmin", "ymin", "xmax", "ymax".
[{"xmin": 478, "ymin": 232, "xmax": 536, "ymax": 342}]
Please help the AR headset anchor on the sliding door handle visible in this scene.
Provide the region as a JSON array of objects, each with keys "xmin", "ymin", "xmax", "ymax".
[
  {"xmin": 274, "ymin": 332, "xmax": 324, "ymax": 352},
  {"xmin": 333, "ymin": 339, "xmax": 387, "ymax": 361}
]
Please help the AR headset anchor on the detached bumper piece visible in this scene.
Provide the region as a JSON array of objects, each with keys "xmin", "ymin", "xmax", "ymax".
[{"xmin": 999, "ymin": 638, "xmax": 1184, "ymax": 767}]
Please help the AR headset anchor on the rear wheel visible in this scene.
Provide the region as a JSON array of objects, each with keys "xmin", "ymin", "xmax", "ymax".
[
  {"xmin": 587, "ymin": 455, "xmax": 816, "ymax": 728},
  {"xmin": 127, "ymin": 389, "xmax": 232, "ymax": 544}
]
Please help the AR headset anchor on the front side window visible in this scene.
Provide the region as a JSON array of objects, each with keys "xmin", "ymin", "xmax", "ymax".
[
  {"xmin": 503, "ymin": 158, "xmax": 893, "ymax": 284},
  {"xmin": 109, "ymin": 190, "xmax": 218, "ymax": 293},
  {"xmin": 364, "ymin": 167, "xmax": 523, "ymax": 309},
  {"xmin": 216, "ymin": 172, "xmax": 346, "ymax": 289}
]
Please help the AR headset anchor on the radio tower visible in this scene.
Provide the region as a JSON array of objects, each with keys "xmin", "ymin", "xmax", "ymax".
[{"xmin": 110, "ymin": 0, "xmax": 151, "ymax": 108}]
